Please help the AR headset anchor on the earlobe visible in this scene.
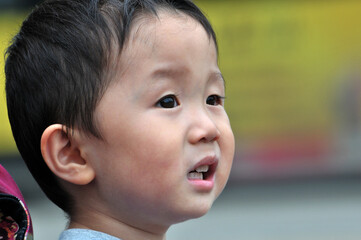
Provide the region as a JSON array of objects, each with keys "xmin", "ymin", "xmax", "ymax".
[{"xmin": 41, "ymin": 124, "xmax": 95, "ymax": 185}]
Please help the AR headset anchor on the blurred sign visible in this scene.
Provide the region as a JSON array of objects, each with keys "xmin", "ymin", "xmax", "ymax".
[{"xmin": 196, "ymin": 0, "xmax": 361, "ymax": 179}]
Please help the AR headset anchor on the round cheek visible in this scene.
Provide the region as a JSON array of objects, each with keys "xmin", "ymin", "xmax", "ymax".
[
  {"xmin": 96, "ymin": 140, "xmax": 188, "ymax": 224},
  {"xmin": 216, "ymin": 122, "xmax": 235, "ymax": 194},
  {"xmin": 99, "ymin": 124, "xmax": 185, "ymax": 201}
]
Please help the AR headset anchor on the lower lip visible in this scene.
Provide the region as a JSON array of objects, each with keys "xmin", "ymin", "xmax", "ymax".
[{"xmin": 188, "ymin": 176, "xmax": 215, "ymax": 191}]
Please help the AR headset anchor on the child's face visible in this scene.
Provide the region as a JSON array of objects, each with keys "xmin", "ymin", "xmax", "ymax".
[{"xmin": 80, "ymin": 12, "xmax": 234, "ymax": 231}]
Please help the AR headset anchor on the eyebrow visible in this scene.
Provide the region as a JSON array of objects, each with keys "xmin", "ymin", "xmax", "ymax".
[
  {"xmin": 151, "ymin": 67, "xmax": 187, "ymax": 80},
  {"xmin": 151, "ymin": 67, "xmax": 225, "ymax": 87},
  {"xmin": 210, "ymin": 72, "xmax": 225, "ymax": 87}
]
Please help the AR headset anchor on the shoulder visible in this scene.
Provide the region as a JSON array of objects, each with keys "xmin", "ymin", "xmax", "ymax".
[{"xmin": 59, "ymin": 229, "xmax": 121, "ymax": 240}]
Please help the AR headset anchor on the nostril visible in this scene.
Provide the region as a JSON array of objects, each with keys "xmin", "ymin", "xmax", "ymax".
[
  {"xmin": 202, "ymin": 127, "xmax": 220, "ymax": 143},
  {"xmin": 190, "ymin": 125, "xmax": 220, "ymax": 144},
  {"xmin": 187, "ymin": 111, "xmax": 220, "ymax": 144}
]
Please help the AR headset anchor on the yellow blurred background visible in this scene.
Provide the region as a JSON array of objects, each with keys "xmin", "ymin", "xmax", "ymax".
[
  {"xmin": 0, "ymin": 12, "xmax": 26, "ymax": 154},
  {"xmin": 199, "ymin": 0, "xmax": 361, "ymax": 180}
]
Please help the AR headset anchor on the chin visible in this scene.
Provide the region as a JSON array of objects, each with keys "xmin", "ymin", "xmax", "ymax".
[
  {"xmin": 178, "ymin": 200, "xmax": 214, "ymax": 223},
  {"xmin": 190, "ymin": 208, "xmax": 211, "ymax": 220}
]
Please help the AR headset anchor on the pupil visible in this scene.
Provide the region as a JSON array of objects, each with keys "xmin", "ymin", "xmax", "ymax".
[
  {"xmin": 161, "ymin": 97, "xmax": 175, "ymax": 108},
  {"xmin": 207, "ymin": 96, "xmax": 216, "ymax": 105}
]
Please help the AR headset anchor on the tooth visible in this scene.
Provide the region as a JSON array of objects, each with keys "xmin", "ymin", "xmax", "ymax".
[
  {"xmin": 187, "ymin": 172, "xmax": 203, "ymax": 180},
  {"xmin": 195, "ymin": 165, "xmax": 209, "ymax": 173}
]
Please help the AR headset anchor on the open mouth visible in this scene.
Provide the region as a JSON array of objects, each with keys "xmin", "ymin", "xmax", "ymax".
[{"xmin": 187, "ymin": 162, "xmax": 217, "ymax": 181}]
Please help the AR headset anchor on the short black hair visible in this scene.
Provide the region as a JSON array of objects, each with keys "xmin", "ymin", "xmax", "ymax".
[{"xmin": 5, "ymin": 0, "xmax": 217, "ymax": 214}]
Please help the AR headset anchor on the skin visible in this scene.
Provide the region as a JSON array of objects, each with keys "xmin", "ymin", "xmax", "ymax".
[{"xmin": 43, "ymin": 11, "xmax": 235, "ymax": 240}]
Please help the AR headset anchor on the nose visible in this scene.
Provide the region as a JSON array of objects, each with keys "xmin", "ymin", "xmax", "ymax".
[{"xmin": 187, "ymin": 108, "xmax": 221, "ymax": 144}]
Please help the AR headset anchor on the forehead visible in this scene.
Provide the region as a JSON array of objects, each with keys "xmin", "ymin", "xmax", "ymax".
[
  {"xmin": 117, "ymin": 10, "xmax": 217, "ymax": 71},
  {"xmin": 130, "ymin": 10, "xmax": 208, "ymax": 42}
]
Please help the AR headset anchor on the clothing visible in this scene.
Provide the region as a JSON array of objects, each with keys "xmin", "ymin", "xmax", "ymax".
[
  {"xmin": 0, "ymin": 164, "xmax": 33, "ymax": 240},
  {"xmin": 59, "ymin": 229, "xmax": 121, "ymax": 240}
]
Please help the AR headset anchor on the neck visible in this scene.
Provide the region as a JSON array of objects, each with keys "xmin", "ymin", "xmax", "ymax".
[{"xmin": 68, "ymin": 207, "xmax": 168, "ymax": 240}]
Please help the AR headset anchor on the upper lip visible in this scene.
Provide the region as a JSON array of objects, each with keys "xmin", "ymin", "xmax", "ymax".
[{"xmin": 188, "ymin": 155, "xmax": 218, "ymax": 173}]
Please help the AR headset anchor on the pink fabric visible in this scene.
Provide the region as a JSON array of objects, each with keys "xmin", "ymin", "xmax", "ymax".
[
  {"xmin": 0, "ymin": 164, "xmax": 33, "ymax": 239},
  {"xmin": 0, "ymin": 164, "xmax": 26, "ymax": 204}
]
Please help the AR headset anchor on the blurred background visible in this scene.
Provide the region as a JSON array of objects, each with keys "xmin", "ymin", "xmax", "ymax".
[{"xmin": 1, "ymin": 0, "xmax": 361, "ymax": 239}]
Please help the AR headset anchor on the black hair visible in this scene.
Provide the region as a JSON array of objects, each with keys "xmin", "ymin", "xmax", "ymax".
[{"xmin": 5, "ymin": 0, "xmax": 217, "ymax": 214}]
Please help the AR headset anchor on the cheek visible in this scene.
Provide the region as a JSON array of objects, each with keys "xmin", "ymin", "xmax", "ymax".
[
  {"xmin": 106, "ymin": 123, "xmax": 184, "ymax": 189},
  {"xmin": 130, "ymin": 125, "xmax": 182, "ymax": 165},
  {"xmin": 216, "ymin": 122, "xmax": 235, "ymax": 188}
]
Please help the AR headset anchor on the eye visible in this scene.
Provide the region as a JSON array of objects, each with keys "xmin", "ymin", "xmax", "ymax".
[
  {"xmin": 206, "ymin": 95, "xmax": 224, "ymax": 106},
  {"xmin": 156, "ymin": 94, "xmax": 180, "ymax": 108}
]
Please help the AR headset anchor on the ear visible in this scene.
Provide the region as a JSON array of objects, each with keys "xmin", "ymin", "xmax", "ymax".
[{"xmin": 41, "ymin": 124, "xmax": 95, "ymax": 185}]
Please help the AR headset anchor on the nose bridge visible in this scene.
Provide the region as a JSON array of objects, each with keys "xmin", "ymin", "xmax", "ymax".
[{"xmin": 187, "ymin": 104, "xmax": 220, "ymax": 143}]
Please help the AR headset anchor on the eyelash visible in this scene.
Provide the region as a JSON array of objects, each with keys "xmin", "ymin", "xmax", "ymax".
[
  {"xmin": 206, "ymin": 95, "xmax": 225, "ymax": 106},
  {"xmin": 156, "ymin": 94, "xmax": 225, "ymax": 109}
]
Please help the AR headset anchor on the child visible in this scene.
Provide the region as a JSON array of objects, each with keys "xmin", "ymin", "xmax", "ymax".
[{"xmin": 5, "ymin": 0, "xmax": 235, "ymax": 239}]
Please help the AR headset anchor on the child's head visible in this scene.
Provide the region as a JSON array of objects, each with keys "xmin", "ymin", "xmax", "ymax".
[{"xmin": 6, "ymin": 0, "xmax": 234, "ymax": 236}]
